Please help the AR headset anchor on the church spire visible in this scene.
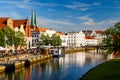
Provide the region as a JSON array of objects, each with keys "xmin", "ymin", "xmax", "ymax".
[{"xmin": 31, "ymin": 11, "xmax": 37, "ymax": 26}]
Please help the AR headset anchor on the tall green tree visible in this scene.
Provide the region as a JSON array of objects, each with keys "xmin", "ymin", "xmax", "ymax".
[
  {"xmin": 103, "ymin": 21, "xmax": 120, "ymax": 54},
  {"xmin": 0, "ymin": 29, "xmax": 5, "ymax": 47},
  {"xmin": 14, "ymin": 31, "xmax": 26, "ymax": 50},
  {"xmin": 4, "ymin": 26, "xmax": 26, "ymax": 51},
  {"xmin": 4, "ymin": 26, "xmax": 15, "ymax": 46}
]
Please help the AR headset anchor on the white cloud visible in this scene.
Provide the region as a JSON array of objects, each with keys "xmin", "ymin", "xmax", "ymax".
[
  {"xmin": 37, "ymin": 16, "xmax": 76, "ymax": 26},
  {"xmin": 10, "ymin": 12, "xmax": 23, "ymax": 19},
  {"xmin": 36, "ymin": 16, "xmax": 78, "ymax": 32},
  {"xmin": 48, "ymin": 9, "xmax": 56, "ymax": 11},
  {"xmin": 65, "ymin": 2, "xmax": 100, "ymax": 11},
  {"xmin": 0, "ymin": 1, "xmax": 58, "ymax": 9},
  {"xmin": 78, "ymin": 15, "xmax": 119, "ymax": 26},
  {"xmin": 36, "ymin": 15, "xmax": 120, "ymax": 32},
  {"xmin": 80, "ymin": 8, "xmax": 89, "ymax": 11},
  {"xmin": 0, "ymin": 11, "xmax": 24, "ymax": 19},
  {"xmin": 78, "ymin": 15, "xmax": 120, "ymax": 30},
  {"xmin": 65, "ymin": 2, "xmax": 88, "ymax": 11},
  {"xmin": 23, "ymin": 0, "xmax": 30, "ymax": 3},
  {"xmin": 78, "ymin": 15, "xmax": 95, "ymax": 25}
]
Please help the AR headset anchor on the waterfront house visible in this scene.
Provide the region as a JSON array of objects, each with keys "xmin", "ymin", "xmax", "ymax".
[
  {"xmin": 67, "ymin": 31, "xmax": 82, "ymax": 48},
  {"xmin": 57, "ymin": 32, "xmax": 68, "ymax": 47},
  {"xmin": 0, "ymin": 17, "xmax": 31, "ymax": 50}
]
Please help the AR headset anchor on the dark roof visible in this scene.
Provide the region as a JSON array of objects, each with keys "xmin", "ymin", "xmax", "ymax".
[{"xmin": 0, "ymin": 17, "xmax": 9, "ymax": 29}]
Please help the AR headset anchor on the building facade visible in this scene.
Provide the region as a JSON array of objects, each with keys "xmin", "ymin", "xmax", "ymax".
[
  {"xmin": 67, "ymin": 32, "xmax": 83, "ymax": 48},
  {"xmin": 0, "ymin": 17, "xmax": 31, "ymax": 50}
]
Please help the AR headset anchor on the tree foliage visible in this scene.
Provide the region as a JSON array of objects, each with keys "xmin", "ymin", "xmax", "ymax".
[
  {"xmin": 39, "ymin": 33, "xmax": 62, "ymax": 46},
  {"xmin": 14, "ymin": 31, "xmax": 26, "ymax": 47},
  {"xmin": 2, "ymin": 26, "xmax": 26, "ymax": 50},
  {"xmin": 0, "ymin": 29, "xmax": 5, "ymax": 47},
  {"xmin": 103, "ymin": 22, "xmax": 120, "ymax": 54},
  {"xmin": 4, "ymin": 26, "xmax": 15, "ymax": 46},
  {"xmin": 51, "ymin": 34, "xmax": 62, "ymax": 46}
]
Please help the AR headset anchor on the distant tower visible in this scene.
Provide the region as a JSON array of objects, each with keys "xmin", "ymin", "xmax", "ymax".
[{"xmin": 31, "ymin": 11, "xmax": 37, "ymax": 26}]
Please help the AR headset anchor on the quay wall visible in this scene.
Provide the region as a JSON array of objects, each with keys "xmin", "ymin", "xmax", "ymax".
[
  {"xmin": 0, "ymin": 66, "xmax": 6, "ymax": 73},
  {"xmin": 0, "ymin": 55, "xmax": 52, "ymax": 73},
  {"xmin": 65, "ymin": 48, "xmax": 95, "ymax": 53}
]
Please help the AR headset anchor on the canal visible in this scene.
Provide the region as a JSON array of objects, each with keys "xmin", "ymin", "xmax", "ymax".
[{"xmin": 0, "ymin": 51, "xmax": 107, "ymax": 80}]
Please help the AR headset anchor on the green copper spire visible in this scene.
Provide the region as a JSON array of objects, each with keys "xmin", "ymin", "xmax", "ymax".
[
  {"xmin": 34, "ymin": 11, "xmax": 37, "ymax": 25},
  {"xmin": 31, "ymin": 11, "xmax": 37, "ymax": 26}
]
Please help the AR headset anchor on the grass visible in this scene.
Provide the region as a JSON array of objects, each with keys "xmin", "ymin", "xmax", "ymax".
[{"xmin": 81, "ymin": 58, "xmax": 120, "ymax": 80}]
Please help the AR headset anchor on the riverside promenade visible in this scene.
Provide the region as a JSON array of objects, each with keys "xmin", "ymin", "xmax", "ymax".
[{"xmin": 0, "ymin": 53, "xmax": 52, "ymax": 73}]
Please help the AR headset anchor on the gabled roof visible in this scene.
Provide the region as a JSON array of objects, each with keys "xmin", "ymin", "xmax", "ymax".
[
  {"xmin": 38, "ymin": 27, "xmax": 49, "ymax": 32},
  {"xmin": 56, "ymin": 31, "xmax": 66, "ymax": 35},
  {"xmin": 85, "ymin": 36, "xmax": 95, "ymax": 39},
  {"xmin": 95, "ymin": 30, "xmax": 103, "ymax": 34},
  {"xmin": 31, "ymin": 26, "xmax": 40, "ymax": 32},
  {"xmin": 82, "ymin": 30, "xmax": 92, "ymax": 35},
  {"xmin": 0, "ymin": 17, "xmax": 9, "ymax": 29},
  {"xmin": 13, "ymin": 19, "xmax": 27, "ymax": 28}
]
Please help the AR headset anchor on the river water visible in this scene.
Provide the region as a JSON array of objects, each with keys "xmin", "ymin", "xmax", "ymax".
[{"xmin": 0, "ymin": 51, "xmax": 106, "ymax": 80}]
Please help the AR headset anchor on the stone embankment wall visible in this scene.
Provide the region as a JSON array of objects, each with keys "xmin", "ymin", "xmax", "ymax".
[{"xmin": 65, "ymin": 48, "xmax": 95, "ymax": 53}]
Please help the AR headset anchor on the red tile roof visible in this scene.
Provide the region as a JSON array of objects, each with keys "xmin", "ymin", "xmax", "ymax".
[
  {"xmin": 13, "ymin": 19, "xmax": 27, "ymax": 28},
  {"xmin": 95, "ymin": 30, "xmax": 104, "ymax": 34},
  {"xmin": 0, "ymin": 17, "xmax": 9, "ymax": 29},
  {"xmin": 56, "ymin": 31, "xmax": 65, "ymax": 35},
  {"xmin": 38, "ymin": 27, "xmax": 49, "ymax": 32},
  {"xmin": 31, "ymin": 26, "xmax": 40, "ymax": 32},
  {"xmin": 85, "ymin": 36, "xmax": 95, "ymax": 39}
]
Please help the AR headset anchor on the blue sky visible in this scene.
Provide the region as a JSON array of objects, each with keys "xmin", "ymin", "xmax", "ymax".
[{"xmin": 0, "ymin": 0, "xmax": 120, "ymax": 32}]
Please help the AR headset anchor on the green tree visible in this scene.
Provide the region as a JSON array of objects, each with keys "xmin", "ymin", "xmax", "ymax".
[
  {"xmin": 51, "ymin": 34, "xmax": 62, "ymax": 46},
  {"xmin": 103, "ymin": 21, "xmax": 120, "ymax": 54},
  {"xmin": 14, "ymin": 31, "xmax": 26, "ymax": 50},
  {"xmin": 39, "ymin": 33, "xmax": 62, "ymax": 46},
  {"xmin": 0, "ymin": 29, "xmax": 5, "ymax": 47},
  {"xmin": 4, "ymin": 26, "xmax": 26, "ymax": 51},
  {"xmin": 4, "ymin": 26, "xmax": 15, "ymax": 46},
  {"xmin": 39, "ymin": 33, "xmax": 51, "ymax": 46}
]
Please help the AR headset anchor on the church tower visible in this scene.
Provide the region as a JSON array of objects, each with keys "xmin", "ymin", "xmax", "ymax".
[{"xmin": 31, "ymin": 11, "xmax": 37, "ymax": 26}]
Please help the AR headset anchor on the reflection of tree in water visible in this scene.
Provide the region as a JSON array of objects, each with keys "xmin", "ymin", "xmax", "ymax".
[
  {"xmin": 52, "ymin": 58, "xmax": 59, "ymax": 73},
  {"xmin": 40, "ymin": 63, "xmax": 46, "ymax": 71}
]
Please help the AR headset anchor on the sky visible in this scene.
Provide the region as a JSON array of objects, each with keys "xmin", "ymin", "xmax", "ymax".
[{"xmin": 0, "ymin": 0, "xmax": 120, "ymax": 32}]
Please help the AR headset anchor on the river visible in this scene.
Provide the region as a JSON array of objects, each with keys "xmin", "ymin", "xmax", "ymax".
[{"xmin": 0, "ymin": 51, "xmax": 106, "ymax": 80}]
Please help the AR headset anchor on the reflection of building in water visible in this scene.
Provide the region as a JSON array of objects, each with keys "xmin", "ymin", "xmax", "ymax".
[
  {"xmin": 76, "ymin": 52, "xmax": 85, "ymax": 67},
  {"xmin": 85, "ymin": 52, "xmax": 104, "ymax": 64},
  {"xmin": 54, "ymin": 52, "xmax": 86, "ymax": 69}
]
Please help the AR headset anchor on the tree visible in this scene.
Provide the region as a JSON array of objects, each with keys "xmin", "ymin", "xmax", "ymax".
[
  {"xmin": 39, "ymin": 33, "xmax": 51, "ymax": 46},
  {"xmin": 103, "ymin": 21, "xmax": 120, "ymax": 54},
  {"xmin": 4, "ymin": 26, "xmax": 26, "ymax": 51},
  {"xmin": 39, "ymin": 33, "xmax": 62, "ymax": 46},
  {"xmin": 4, "ymin": 26, "xmax": 15, "ymax": 46},
  {"xmin": 14, "ymin": 31, "xmax": 26, "ymax": 50},
  {"xmin": 0, "ymin": 29, "xmax": 5, "ymax": 47},
  {"xmin": 51, "ymin": 34, "xmax": 62, "ymax": 46}
]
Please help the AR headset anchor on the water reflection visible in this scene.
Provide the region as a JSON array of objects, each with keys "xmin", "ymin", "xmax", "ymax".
[{"xmin": 0, "ymin": 52, "xmax": 106, "ymax": 80}]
